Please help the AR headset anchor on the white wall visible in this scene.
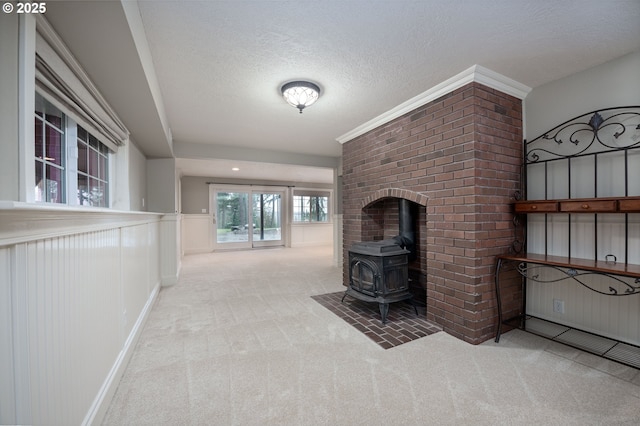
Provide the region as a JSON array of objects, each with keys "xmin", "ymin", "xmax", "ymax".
[
  {"xmin": 523, "ymin": 52, "xmax": 640, "ymax": 344},
  {"xmin": 181, "ymin": 179, "xmax": 336, "ymax": 254},
  {"xmin": 0, "ymin": 12, "xmax": 180, "ymax": 425},
  {"xmin": 0, "ymin": 205, "xmax": 163, "ymax": 425},
  {"xmin": 291, "ymin": 223, "xmax": 333, "ymax": 247},
  {"xmin": 182, "ymin": 214, "xmax": 213, "ymax": 254},
  {"xmin": 181, "ymin": 215, "xmax": 334, "ymax": 252},
  {"xmin": 525, "ymin": 51, "xmax": 640, "ymax": 141}
]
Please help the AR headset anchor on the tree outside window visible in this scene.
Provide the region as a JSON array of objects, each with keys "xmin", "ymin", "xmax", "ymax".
[{"xmin": 293, "ymin": 195, "xmax": 329, "ymax": 222}]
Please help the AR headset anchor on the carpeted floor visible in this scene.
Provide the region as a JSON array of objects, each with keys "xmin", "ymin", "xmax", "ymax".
[
  {"xmin": 103, "ymin": 246, "xmax": 640, "ymax": 425},
  {"xmin": 311, "ymin": 292, "xmax": 441, "ymax": 348}
]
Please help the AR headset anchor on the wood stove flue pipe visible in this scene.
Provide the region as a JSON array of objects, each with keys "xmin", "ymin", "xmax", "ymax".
[{"xmin": 393, "ymin": 198, "xmax": 417, "ymax": 261}]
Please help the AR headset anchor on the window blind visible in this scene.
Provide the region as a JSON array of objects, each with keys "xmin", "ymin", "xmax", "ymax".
[{"xmin": 35, "ymin": 18, "xmax": 129, "ymax": 152}]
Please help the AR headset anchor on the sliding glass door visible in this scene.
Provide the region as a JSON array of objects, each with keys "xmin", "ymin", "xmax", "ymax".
[
  {"xmin": 212, "ymin": 187, "xmax": 284, "ymax": 249},
  {"xmin": 215, "ymin": 191, "xmax": 251, "ymax": 249},
  {"xmin": 252, "ymin": 192, "xmax": 282, "ymax": 246}
]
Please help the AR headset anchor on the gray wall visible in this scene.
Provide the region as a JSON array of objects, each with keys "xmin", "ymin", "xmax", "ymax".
[
  {"xmin": 181, "ymin": 176, "xmax": 210, "ymax": 214},
  {"xmin": 128, "ymin": 141, "xmax": 148, "ymax": 211},
  {"xmin": 147, "ymin": 158, "xmax": 177, "ymax": 213},
  {"xmin": 180, "ymin": 176, "xmax": 333, "ymax": 214},
  {"xmin": 0, "ymin": 14, "xmax": 21, "ymax": 201},
  {"xmin": 525, "ymin": 51, "xmax": 640, "ymax": 140}
]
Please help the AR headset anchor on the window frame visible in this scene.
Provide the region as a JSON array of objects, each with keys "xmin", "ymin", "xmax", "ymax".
[
  {"xmin": 34, "ymin": 91, "xmax": 111, "ymax": 208},
  {"xmin": 34, "ymin": 96, "xmax": 67, "ymax": 203},
  {"xmin": 76, "ymin": 125, "xmax": 110, "ymax": 207},
  {"xmin": 292, "ymin": 189, "xmax": 331, "ymax": 224}
]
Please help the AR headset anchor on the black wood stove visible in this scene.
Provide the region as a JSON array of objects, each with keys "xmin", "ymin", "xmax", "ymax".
[{"xmin": 343, "ymin": 239, "xmax": 417, "ymax": 324}]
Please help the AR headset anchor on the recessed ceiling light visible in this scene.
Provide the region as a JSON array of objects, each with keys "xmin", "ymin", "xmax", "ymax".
[{"xmin": 232, "ymin": 167, "xmax": 240, "ymax": 171}]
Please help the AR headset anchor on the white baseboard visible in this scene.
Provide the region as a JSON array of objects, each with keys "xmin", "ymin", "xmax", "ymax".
[{"xmin": 82, "ymin": 282, "xmax": 160, "ymax": 426}]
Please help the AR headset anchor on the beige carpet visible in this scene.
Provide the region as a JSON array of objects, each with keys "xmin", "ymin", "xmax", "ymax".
[{"xmin": 103, "ymin": 246, "xmax": 640, "ymax": 425}]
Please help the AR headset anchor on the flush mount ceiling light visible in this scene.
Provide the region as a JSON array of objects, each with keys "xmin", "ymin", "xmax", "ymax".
[{"xmin": 281, "ymin": 81, "xmax": 321, "ymax": 114}]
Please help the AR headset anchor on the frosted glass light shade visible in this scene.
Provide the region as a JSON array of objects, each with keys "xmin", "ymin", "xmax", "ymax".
[{"xmin": 281, "ymin": 81, "xmax": 320, "ymax": 114}]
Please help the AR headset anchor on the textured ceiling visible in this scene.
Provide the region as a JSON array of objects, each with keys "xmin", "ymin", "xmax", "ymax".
[
  {"xmin": 42, "ymin": 1, "xmax": 640, "ymax": 181},
  {"xmin": 137, "ymin": 0, "xmax": 640, "ymax": 158}
]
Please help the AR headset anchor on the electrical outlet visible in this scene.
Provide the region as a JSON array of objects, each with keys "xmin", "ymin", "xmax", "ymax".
[{"xmin": 553, "ymin": 299, "xmax": 565, "ymax": 314}]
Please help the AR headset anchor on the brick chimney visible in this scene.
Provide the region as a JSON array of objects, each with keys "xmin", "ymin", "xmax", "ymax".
[{"xmin": 341, "ymin": 82, "xmax": 523, "ymax": 344}]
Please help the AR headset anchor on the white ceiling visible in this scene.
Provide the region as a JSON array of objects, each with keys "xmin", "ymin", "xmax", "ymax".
[
  {"xmin": 175, "ymin": 158, "xmax": 334, "ymax": 184},
  {"xmin": 43, "ymin": 0, "xmax": 640, "ymax": 183}
]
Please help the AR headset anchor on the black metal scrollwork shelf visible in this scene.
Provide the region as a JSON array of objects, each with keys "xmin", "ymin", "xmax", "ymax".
[
  {"xmin": 494, "ymin": 106, "xmax": 640, "ymax": 369},
  {"xmin": 514, "ymin": 260, "xmax": 640, "ymax": 296},
  {"xmin": 494, "ymin": 254, "xmax": 640, "ymax": 368},
  {"xmin": 526, "ymin": 107, "xmax": 640, "ymax": 164}
]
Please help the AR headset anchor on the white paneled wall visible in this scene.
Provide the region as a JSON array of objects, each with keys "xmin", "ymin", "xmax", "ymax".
[
  {"xmin": 525, "ymin": 131, "xmax": 640, "ymax": 346},
  {"xmin": 0, "ymin": 205, "xmax": 166, "ymax": 425},
  {"xmin": 527, "ymin": 215, "xmax": 640, "ymax": 346},
  {"xmin": 181, "ymin": 214, "xmax": 334, "ymax": 252},
  {"xmin": 182, "ymin": 214, "xmax": 212, "ymax": 254},
  {"xmin": 291, "ymin": 223, "xmax": 333, "ymax": 247},
  {"xmin": 526, "ymin": 267, "xmax": 640, "ymax": 345}
]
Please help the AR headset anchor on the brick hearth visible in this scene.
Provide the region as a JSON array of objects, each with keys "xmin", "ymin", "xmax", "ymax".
[
  {"xmin": 341, "ymin": 82, "xmax": 523, "ymax": 344},
  {"xmin": 311, "ymin": 292, "xmax": 442, "ymax": 349}
]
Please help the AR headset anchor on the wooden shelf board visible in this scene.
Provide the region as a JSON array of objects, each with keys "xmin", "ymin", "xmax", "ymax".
[
  {"xmin": 514, "ymin": 196, "xmax": 640, "ymax": 214},
  {"xmin": 498, "ymin": 253, "xmax": 640, "ymax": 278}
]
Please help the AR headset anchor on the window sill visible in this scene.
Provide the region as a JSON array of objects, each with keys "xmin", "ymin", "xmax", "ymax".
[
  {"xmin": 0, "ymin": 200, "xmax": 160, "ymax": 215},
  {"xmin": 0, "ymin": 200, "xmax": 164, "ymax": 246}
]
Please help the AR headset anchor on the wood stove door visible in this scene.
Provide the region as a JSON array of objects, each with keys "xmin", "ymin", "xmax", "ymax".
[
  {"xmin": 383, "ymin": 256, "xmax": 409, "ymax": 293},
  {"xmin": 350, "ymin": 257, "xmax": 379, "ymax": 297}
]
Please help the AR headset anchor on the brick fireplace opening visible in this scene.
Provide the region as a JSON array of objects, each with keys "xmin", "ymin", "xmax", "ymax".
[
  {"xmin": 342, "ymin": 82, "xmax": 523, "ymax": 344},
  {"xmin": 360, "ymin": 194, "xmax": 428, "ymax": 306}
]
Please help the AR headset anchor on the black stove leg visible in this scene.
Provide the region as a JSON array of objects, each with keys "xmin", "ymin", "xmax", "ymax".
[
  {"xmin": 409, "ymin": 297, "xmax": 418, "ymax": 316},
  {"xmin": 379, "ymin": 302, "xmax": 389, "ymax": 324}
]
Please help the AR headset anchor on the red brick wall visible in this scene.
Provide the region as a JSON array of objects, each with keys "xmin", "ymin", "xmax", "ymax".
[{"xmin": 342, "ymin": 82, "xmax": 523, "ymax": 344}]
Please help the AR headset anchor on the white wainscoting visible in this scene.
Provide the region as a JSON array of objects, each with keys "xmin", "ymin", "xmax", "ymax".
[
  {"xmin": 182, "ymin": 215, "xmax": 334, "ymax": 253},
  {"xmin": 525, "ymin": 144, "xmax": 640, "ymax": 346},
  {"xmin": 181, "ymin": 214, "xmax": 212, "ymax": 254},
  {"xmin": 0, "ymin": 202, "xmax": 167, "ymax": 425},
  {"xmin": 526, "ymin": 213, "xmax": 640, "ymax": 346},
  {"xmin": 291, "ymin": 222, "xmax": 333, "ymax": 247}
]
